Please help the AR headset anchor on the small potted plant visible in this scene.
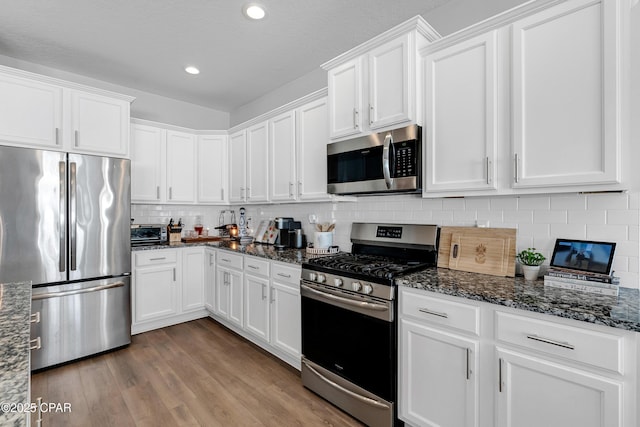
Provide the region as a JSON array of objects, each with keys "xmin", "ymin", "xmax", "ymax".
[{"xmin": 516, "ymin": 248, "xmax": 546, "ymax": 281}]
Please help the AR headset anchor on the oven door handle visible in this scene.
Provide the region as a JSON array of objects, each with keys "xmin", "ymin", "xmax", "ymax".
[
  {"xmin": 302, "ymin": 360, "xmax": 390, "ymax": 410},
  {"xmin": 301, "ymin": 284, "xmax": 388, "ymax": 312}
]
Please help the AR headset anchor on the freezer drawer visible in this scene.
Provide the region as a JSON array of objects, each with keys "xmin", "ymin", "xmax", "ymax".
[{"xmin": 30, "ymin": 276, "xmax": 131, "ymax": 370}]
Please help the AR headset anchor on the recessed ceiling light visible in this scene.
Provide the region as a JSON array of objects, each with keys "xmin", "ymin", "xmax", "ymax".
[
  {"xmin": 184, "ymin": 66, "xmax": 200, "ymax": 75},
  {"xmin": 243, "ymin": 3, "xmax": 266, "ymax": 20}
]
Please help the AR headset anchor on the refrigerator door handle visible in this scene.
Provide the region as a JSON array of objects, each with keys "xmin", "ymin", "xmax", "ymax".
[
  {"xmin": 58, "ymin": 161, "xmax": 66, "ymax": 273},
  {"xmin": 32, "ymin": 281, "xmax": 125, "ymax": 300},
  {"xmin": 70, "ymin": 162, "xmax": 77, "ymax": 271}
]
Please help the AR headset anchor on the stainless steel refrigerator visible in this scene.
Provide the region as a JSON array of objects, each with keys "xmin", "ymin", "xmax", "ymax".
[{"xmin": 0, "ymin": 145, "xmax": 131, "ymax": 370}]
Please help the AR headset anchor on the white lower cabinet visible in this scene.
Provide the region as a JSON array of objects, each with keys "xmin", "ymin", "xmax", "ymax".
[
  {"xmin": 132, "ymin": 248, "xmax": 207, "ymax": 334},
  {"xmin": 204, "ymin": 248, "xmax": 216, "ymax": 312},
  {"xmin": 215, "ymin": 251, "xmax": 244, "ymax": 328},
  {"xmin": 398, "ymin": 287, "xmax": 638, "ymax": 427},
  {"xmin": 269, "ymin": 262, "xmax": 302, "ymax": 367},
  {"xmin": 244, "ymin": 269, "xmax": 271, "ymax": 341}
]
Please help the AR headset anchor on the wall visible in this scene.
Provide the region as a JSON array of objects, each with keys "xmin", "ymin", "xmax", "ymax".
[
  {"xmin": 132, "ymin": 190, "xmax": 640, "ymax": 290},
  {"xmin": 0, "ymin": 54, "xmax": 230, "ymax": 130}
]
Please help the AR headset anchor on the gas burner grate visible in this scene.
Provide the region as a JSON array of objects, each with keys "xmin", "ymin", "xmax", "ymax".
[{"xmin": 308, "ymin": 253, "xmax": 432, "ymax": 279}]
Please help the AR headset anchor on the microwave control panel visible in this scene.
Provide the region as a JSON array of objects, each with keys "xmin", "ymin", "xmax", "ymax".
[{"xmin": 393, "ymin": 140, "xmax": 417, "ymax": 178}]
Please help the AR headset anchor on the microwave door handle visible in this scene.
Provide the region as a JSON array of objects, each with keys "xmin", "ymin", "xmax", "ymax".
[{"xmin": 382, "ymin": 133, "xmax": 393, "ymax": 189}]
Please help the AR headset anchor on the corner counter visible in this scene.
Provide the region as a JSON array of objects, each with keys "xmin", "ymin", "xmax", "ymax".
[
  {"xmin": 397, "ymin": 268, "xmax": 640, "ymax": 332},
  {"xmin": 0, "ymin": 281, "xmax": 32, "ymax": 427}
]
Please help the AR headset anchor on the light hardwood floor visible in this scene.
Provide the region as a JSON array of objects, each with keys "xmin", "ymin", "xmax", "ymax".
[{"xmin": 31, "ymin": 318, "xmax": 364, "ymax": 426}]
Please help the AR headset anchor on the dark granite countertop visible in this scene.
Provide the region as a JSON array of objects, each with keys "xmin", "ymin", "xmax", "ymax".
[
  {"xmin": 397, "ymin": 269, "xmax": 640, "ymax": 333},
  {"xmin": 0, "ymin": 281, "xmax": 32, "ymax": 427},
  {"xmin": 132, "ymin": 240, "xmax": 310, "ymax": 265}
]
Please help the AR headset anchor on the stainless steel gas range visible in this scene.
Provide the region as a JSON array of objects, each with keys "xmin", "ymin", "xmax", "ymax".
[{"xmin": 300, "ymin": 223, "xmax": 439, "ymax": 427}]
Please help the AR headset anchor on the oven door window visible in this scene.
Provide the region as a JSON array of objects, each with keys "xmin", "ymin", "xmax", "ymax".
[{"xmin": 302, "ymin": 295, "xmax": 395, "ymax": 401}]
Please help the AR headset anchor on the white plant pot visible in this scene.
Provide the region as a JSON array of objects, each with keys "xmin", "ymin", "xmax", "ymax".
[{"xmin": 521, "ymin": 265, "xmax": 540, "ymax": 281}]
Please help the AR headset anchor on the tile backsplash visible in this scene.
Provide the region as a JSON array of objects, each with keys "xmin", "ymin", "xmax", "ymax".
[{"xmin": 132, "ymin": 191, "xmax": 640, "ymax": 289}]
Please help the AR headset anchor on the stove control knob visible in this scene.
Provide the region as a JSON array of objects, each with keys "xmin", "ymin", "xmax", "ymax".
[
  {"xmin": 333, "ymin": 278, "xmax": 343, "ymax": 287},
  {"xmin": 309, "ymin": 272, "xmax": 317, "ymax": 281},
  {"xmin": 362, "ymin": 284, "xmax": 373, "ymax": 294},
  {"xmin": 352, "ymin": 282, "xmax": 362, "ymax": 292},
  {"xmin": 316, "ymin": 274, "xmax": 326, "ymax": 283}
]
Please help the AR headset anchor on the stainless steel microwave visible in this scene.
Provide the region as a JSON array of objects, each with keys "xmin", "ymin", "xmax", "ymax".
[{"xmin": 327, "ymin": 124, "xmax": 422, "ymax": 195}]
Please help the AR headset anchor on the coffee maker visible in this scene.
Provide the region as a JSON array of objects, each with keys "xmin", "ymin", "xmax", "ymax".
[{"xmin": 275, "ymin": 217, "xmax": 305, "ymax": 249}]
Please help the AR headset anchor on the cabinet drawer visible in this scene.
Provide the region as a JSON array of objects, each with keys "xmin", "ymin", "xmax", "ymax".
[
  {"xmin": 400, "ymin": 288, "xmax": 479, "ymax": 335},
  {"xmin": 134, "ymin": 249, "xmax": 178, "ymax": 267},
  {"xmin": 495, "ymin": 311, "xmax": 623, "ymax": 373},
  {"xmin": 244, "ymin": 256, "xmax": 270, "ymax": 277},
  {"xmin": 271, "ymin": 262, "xmax": 301, "ymax": 287},
  {"xmin": 216, "ymin": 251, "xmax": 243, "ymax": 270}
]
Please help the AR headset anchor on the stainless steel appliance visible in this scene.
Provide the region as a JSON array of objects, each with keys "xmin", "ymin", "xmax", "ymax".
[
  {"xmin": 0, "ymin": 145, "xmax": 131, "ymax": 370},
  {"xmin": 131, "ymin": 223, "xmax": 168, "ymax": 246},
  {"xmin": 301, "ymin": 222, "xmax": 438, "ymax": 427},
  {"xmin": 327, "ymin": 124, "xmax": 422, "ymax": 195}
]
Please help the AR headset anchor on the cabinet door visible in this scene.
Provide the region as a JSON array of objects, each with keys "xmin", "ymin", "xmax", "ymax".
[
  {"xmin": 69, "ymin": 90, "xmax": 130, "ymax": 157},
  {"xmin": 246, "ymin": 121, "xmax": 269, "ymax": 202},
  {"xmin": 368, "ymin": 34, "xmax": 413, "ymax": 130},
  {"xmin": 511, "ymin": 0, "xmax": 621, "ymax": 188},
  {"xmin": 229, "ymin": 130, "xmax": 247, "ymax": 203},
  {"xmin": 182, "ymin": 248, "xmax": 204, "ymax": 312},
  {"xmin": 328, "ymin": 58, "xmax": 363, "ymax": 139},
  {"xmin": 215, "ymin": 267, "xmax": 231, "ymax": 318},
  {"xmin": 130, "ymin": 123, "xmax": 164, "ymax": 202},
  {"xmin": 424, "ymin": 31, "xmax": 498, "ymax": 193},
  {"xmin": 0, "ymin": 74, "xmax": 63, "ymax": 148},
  {"xmin": 228, "ymin": 269, "xmax": 244, "ymax": 328},
  {"xmin": 204, "ymin": 249, "xmax": 216, "ymax": 312},
  {"xmin": 197, "ymin": 134, "xmax": 228, "ymax": 204},
  {"xmin": 496, "ymin": 348, "xmax": 621, "ymax": 427},
  {"xmin": 399, "ymin": 318, "xmax": 479, "ymax": 427},
  {"xmin": 244, "ymin": 273, "xmax": 270, "ymax": 341},
  {"xmin": 134, "ymin": 264, "xmax": 178, "ymax": 323},
  {"xmin": 270, "ymin": 280, "xmax": 301, "ymax": 361},
  {"xmin": 297, "ymin": 97, "xmax": 331, "ymax": 201},
  {"xmin": 166, "ymin": 130, "xmax": 196, "ymax": 203},
  {"xmin": 270, "ymin": 111, "xmax": 297, "ymax": 202}
]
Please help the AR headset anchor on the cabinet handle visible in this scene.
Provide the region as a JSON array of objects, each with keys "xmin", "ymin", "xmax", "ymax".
[
  {"xmin": 30, "ymin": 337, "xmax": 42, "ymax": 351},
  {"xmin": 270, "ymin": 287, "xmax": 275, "ymax": 303},
  {"xmin": 369, "ymin": 104, "xmax": 374, "ymax": 125},
  {"xmin": 248, "ymin": 265, "xmax": 259, "ymax": 270},
  {"xmin": 298, "ymin": 181, "xmax": 302, "ymax": 197},
  {"xmin": 262, "ymin": 283, "xmax": 266, "ymax": 300},
  {"xmin": 221, "ymin": 188, "xmax": 224, "ymax": 200},
  {"xmin": 74, "ymin": 130, "xmax": 79, "ymax": 147},
  {"xmin": 221, "ymin": 258, "xmax": 231, "ymax": 263},
  {"xmin": 525, "ymin": 334, "xmax": 575, "ymax": 350},
  {"xmin": 289, "ymin": 182, "xmax": 294, "ymax": 197},
  {"xmin": 31, "ymin": 312, "xmax": 41, "ymax": 324},
  {"xmin": 486, "ymin": 157, "xmax": 491, "ymax": 185},
  {"xmin": 514, "ymin": 153, "xmax": 519, "ymax": 183},
  {"xmin": 173, "ymin": 268, "xmax": 176, "ymax": 281},
  {"xmin": 169, "ymin": 187, "xmax": 173, "ymax": 200},
  {"xmin": 498, "ymin": 358, "xmax": 503, "ymax": 392},
  {"xmin": 209, "ymin": 253, "xmax": 214, "ymax": 266},
  {"xmin": 240, "ymin": 187, "xmax": 245, "ymax": 199},
  {"xmin": 277, "ymin": 272, "xmax": 291, "ymax": 278},
  {"xmin": 466, "ymin": 348, "xmax": 471, "ymax": 380},
  {"xmin": 149, "ymin": 257, "xmax": 166, "ymax": 261},
  {"xmin": 418, "ymin": 307, "xmax": 448, "ymax": 318},
  {"xmin": 156, "ymin": 186, "xmax": 160, "ymax": 200},
  {"xmin": 353, "ymin": 108, "xmax": 359, "ymax": 129},
  {"xmin": 55, "ymin": 127, "xmax": 60, "ymax": 145},
  {"xmin": 247, "ymin": 187, "xmax": 251, "ymax": 199}
]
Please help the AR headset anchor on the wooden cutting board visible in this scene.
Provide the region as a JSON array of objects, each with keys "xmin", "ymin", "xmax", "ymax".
[
  {"xmin": 438, "ymin": 227, "xmax": 516, "ymax": 277},
  {"xmin": 181, "ymin": 236, "xmax": 225, "ymax": 243}
]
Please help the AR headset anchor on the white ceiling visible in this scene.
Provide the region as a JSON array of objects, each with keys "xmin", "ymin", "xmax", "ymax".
[{"xmin": 0, "ymin": 0, "xmax": 527, "ymax": 113}]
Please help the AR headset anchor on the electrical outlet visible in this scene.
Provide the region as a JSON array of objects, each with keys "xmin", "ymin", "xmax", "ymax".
[{"xmin": 308, "ymin": 214, "xmax": 318, "ymax": 224}]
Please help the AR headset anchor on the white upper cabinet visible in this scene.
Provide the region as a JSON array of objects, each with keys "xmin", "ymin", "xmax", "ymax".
[
  {"xmin": 327, "ymin": 58, "xmax": 363, "ymax": 139},
  {"xmin": 130, "ymin": 123, "xmax": 164, "ymax": 202},
  {"xmin": 0, "ymin": 66, "xmax": 133, "ymax": 157},
  {"xmin": 269, "ymin": 110, "xmax": 297, "ymax": 202},
  {"xmin": 68, "ymin": 90, "xmax": 130, "ymax": 157},
  {"xmin": 368, "ymin": 34, "xmax": 413, "ymax": 130},
  {"xmin": 511, "ymin": 0, "xmax": 622, "ymax": 188},
  {"xmin": 197, "ymin": 134, "xmax": 228, "ymax": 204},
  {"xmin": 323, "ymin": 17, "xmax": 440, "ymax": 141},
  {"xmin": 229, "ymin": 129, "xmax": 247, "ymax": 203},
  {"xmin": 166, "ymin": 130, "xmax": 196, "ymax": 203},
  {"xmin": 246, "ymin": 121, "xmax": 269, "ymax": 203},
  {"xmin": 0, "ymin": 74, "xmax": 63, "ymax": 148},
  {"xmin": 297, "ymin": 97, "xmax": 332, "ymax": 201},
  {"xmin": 423, "ymin": 31, "xmax": 498, "ymax": 194}
]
